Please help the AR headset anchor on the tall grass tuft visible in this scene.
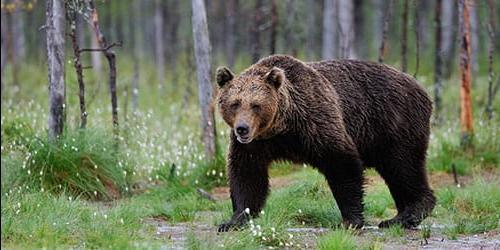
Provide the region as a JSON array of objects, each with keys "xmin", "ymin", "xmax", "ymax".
[
  {"xmin": 317, "ymin": 229, "xmax": 357, "ymax": 250},
  {"xmin": 16, "ymin": 129, "xmax": 132, "ymax": 200}
]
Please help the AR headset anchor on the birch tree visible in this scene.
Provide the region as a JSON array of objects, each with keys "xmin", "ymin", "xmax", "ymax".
[
  {"xmin": 338, "ymin": 0, "xmax": 355, "ymax": 59},
  {"xmin": 322, "ymin": 0, "xmax": 337, "ymax": 59},
  {"xmin": 192, "ymin": 0, "xmax": 217, "ymax": 160},
  {"xmin": 154, "ymin": 0, "xmax": 165, "ymax": 90},
  {"xmin": 458, "ymin": 0, "xmax": 473, "ymax": 146},
  {"xmin": 46, "ymin": 0, "xmax": 66, "ymax": 140}
]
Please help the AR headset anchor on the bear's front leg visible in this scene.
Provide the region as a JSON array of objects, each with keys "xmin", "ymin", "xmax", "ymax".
[
  {"xmin": 218, "ymin": 144, "xmax": 271, "ymax": 232},
  {"xmin": 319, "ymin": 150, "xmax": 365, "ymax": 229}
]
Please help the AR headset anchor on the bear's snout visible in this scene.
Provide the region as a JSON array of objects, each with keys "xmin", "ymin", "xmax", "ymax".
[
  {"xmin": 235, "ymin": 123, "xmax": 249, "ymax": 137},
  {"xmin": 234, "ymin": 122, "xmax": 253, "ymax": 144}
]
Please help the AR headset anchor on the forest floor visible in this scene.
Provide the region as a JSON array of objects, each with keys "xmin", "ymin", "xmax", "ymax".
[{"xmin": 135, "ymin": 170, "xmax": 500, "ymax": 249}]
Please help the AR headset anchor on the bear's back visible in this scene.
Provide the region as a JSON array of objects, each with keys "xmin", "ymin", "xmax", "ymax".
[{"xmin": 307, "ymin": 59, "xmax": 432, "ymax": 160}]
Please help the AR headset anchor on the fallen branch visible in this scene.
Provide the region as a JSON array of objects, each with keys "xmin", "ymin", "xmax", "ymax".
[{"xmin": 196, "ymin": 188, "xmax": 216, "ymax": 202}]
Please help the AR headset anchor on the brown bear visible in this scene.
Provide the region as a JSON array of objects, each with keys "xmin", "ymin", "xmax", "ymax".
[{"xmin": 215, "ymin": 55, "xmax": 436, "ymax": 232}]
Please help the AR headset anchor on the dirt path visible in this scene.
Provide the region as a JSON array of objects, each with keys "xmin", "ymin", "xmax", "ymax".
[
  {"xmin": 146, "ymin": 171, "xmax": 500, "ymax": 249},
  {"xmin": 147, "ymin": 218, "xmax": 500, "ymax": 249}
]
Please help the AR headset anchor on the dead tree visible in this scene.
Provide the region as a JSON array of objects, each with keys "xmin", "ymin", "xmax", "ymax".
[
  {"xmin": 401, "ymin": 0, "xmax": 409, "ymax": 72},
  {"xmin": 485, "ymin": 0, "xmax": 496, "ymax": 120},
  {"xmin": 458, "ymin": 0, "xmax": 474, "ymax": 146},
  {"xmin": 67, "ymin": 0, "xmax": 87, "ymax": 129},
  {"xmin": 191, "ymin": 0, "xmax": 217, "ymax": 160},
  {"xmin": 46, "ymin": 0, "xmax": 66, "ymax": 140},
  {"xmin": 378, "ymin": 0, "xmax": 392, "ymax": 63},
  {"xmin": 86, "ymin": 0, "xmax": 120, "ymax": 133},
  {"xmin": 434, "ymin": 0, "xmax": 443, "ymax": 124},
  {"xmin": 322, "ymin": 0, "xmax": 337, "ymax": 59}
]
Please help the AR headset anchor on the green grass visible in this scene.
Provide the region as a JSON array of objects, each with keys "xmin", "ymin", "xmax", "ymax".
[
  {"xmin": 317, "ymin": 229, "xmax": 357, "ymax": 250},
  {"xmin": 435, "ymin": 178, "xmax": 500, "ymax": 238}
]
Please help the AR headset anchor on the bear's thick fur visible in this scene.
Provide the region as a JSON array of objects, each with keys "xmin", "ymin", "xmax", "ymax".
[{"xmin": 216, "ymin": 55, "xmax": 436, "ymax": 232}]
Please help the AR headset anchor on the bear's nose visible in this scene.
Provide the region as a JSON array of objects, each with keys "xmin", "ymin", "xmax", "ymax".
[{"xmin": 235, "ymin": 124, "xmax": 249, "ymax": 137}]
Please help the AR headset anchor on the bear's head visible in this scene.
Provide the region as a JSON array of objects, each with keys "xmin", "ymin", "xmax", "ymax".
[{"xmin": 216, "ymin": 66, "xmax": 285, "ymax": 144}]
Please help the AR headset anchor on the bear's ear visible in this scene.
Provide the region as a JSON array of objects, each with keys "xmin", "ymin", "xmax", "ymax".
[
  {"xmin": 216, "ymin": 66, "xmax": 234, "ymax": 87},
  {"xmin": 264, "ymin": 67, "xmax": 284, "ymax": 89}
]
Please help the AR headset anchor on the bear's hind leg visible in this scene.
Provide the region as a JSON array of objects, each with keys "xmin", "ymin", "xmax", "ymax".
[{"xmin": 376, "ymin": 147, "xmax": 436, "ymax": 229}]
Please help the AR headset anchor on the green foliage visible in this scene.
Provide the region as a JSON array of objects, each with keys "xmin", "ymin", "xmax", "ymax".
[
  {"xmin": 317, "ymin": 229, "xmax": 357, "ymax": 250},
  {"xmin": 427, "ymin": 119, "xmax": 499, "ymax": 174},
  {"xmin": 15, "ymin": 130, "xmax": 132, "ymax": 200},
  {"xmin": 436, "ymin": 179, "xmax": 500, "ymax": 237}
]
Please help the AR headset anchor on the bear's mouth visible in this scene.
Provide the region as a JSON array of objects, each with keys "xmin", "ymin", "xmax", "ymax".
[{"xmin": 236, "ymin": 135, "xmax": 253, "ymax": 144}]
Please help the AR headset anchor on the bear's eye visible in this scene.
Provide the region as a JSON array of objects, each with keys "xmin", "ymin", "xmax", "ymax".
[
  {"xmin": 230, "ymin": 102, "xmax": 240, "ymax": 110},
  {"xmin": 251, "ymin": 104, "xmax": 261, "ymax": 112}
]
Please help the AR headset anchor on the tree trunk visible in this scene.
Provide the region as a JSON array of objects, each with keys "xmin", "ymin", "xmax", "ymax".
[
  {"xmin": 353, "ymin": 0, "xmax": 366, "ymax": 59},
  {"xmin": 442, "ymin": 0, "xmax": 457, "ymax": 78},
  {"xmin": 371, "ymin": 0, "xmax": 384, "ymax": 59},
  {"xmin": 1, "ymin": 9, "xmax": 7, "ymax": 95},
  {"xmin": 130, "ymin": 0, "xmax": 140, "ymax": 113},
  {"xmin": 91, "ymin": 32, "xmax": 102, "ymax": 74},
  {"xmin": 322, "ymin": 0, "xmax": 337, "ymax": 59},
  {"xmin": 485, "ymin": 0, "xmax": 495, "ymax": 120},
  {"xmin": 167, "ymin": 0, "xmax": 180, "ymax": 75},
  {"xmin": 191, "ymin": 0, "xmax": 217, "ymax": 160},
  {"xmin": 154, "ymin": 0, "xmax": 166, "ymax": 91},
  {"xmin": 413, "ymin": 0, "xmax": 420, "ymax": 77},
  {"xmin": 305, "ymin": 1, "xmax": 318, "ymax": 60},
  {"xmin": 11, "ymin": 7, "xmax": 25, "ymax": 60},
  {"xmin": 458, "ymin": 0, "xmax": 474, "ymax": 146},
  {"xmin": 67, "ymin": 2, "xmax": 87, "ymax": 129},
  {"xmin": 46, "ymin": 0, "xmax": 66, "ymax": 140},
  {"xmin": 338, "ymin": 0, "xmax": 355, "ymax": 59},
  {"xmin": 469, "ymin": 0, "xmax": 479, "ymax": 75},
  {"xmin": 416, "ymin": 0, "xmax": 430, "ymax": 52},
  {"xmin": 88, "ymin": 0, "xmax": 119, "ymax": 132},
  {"xmin": 225, "ymin": 0, "xmax": 237, "ymax": 67},
  {"xmin": 269, "ymin": 0, "xmax": 278, "ymax": 55},
  {"xmin": 284, "ymin": 0, "xmax": 298, "ymax": 56},
  {"xmin": 401, "ymin": 0, "xmax": 409, "ymax": 72},
  {"xmin": 378, "ymin": 0, "xmax": 392, "ymax": 63},
  {"xmin": 251, "ymin": 0, "xmax": 263, "ymax": 62},
  {"xmin": 434, "ymin": 0, "xmax": 443, "ymax": 124}
]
